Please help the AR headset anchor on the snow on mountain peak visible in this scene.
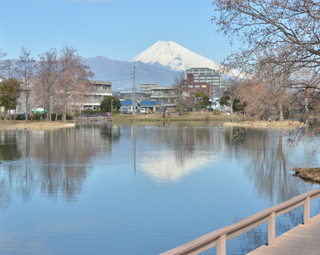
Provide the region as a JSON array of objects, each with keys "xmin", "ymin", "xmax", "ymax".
[{"xmin": 130, "ymin": 41, "xmax": 240, "ymax": 77}]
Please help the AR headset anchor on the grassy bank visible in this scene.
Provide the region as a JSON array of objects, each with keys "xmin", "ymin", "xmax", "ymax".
[
  {"xmin": 223, "ymin": 120, "xmax": 305, "ymax": 129},
  {"xmin": 113, "ymin": 112, "xmax": 242, "ymax": 122},
  {"xmin": 293, "ymin": 167, "xmax": 320, "ymax": 184},
  {"xmin": 0, "ymin": 120, "xmax": 75, "ymax": 130}
]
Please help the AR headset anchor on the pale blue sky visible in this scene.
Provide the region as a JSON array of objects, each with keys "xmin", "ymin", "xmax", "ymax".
[{"xmin": 1, "ymin": 0, "xmax": 241, "ymax": 63}]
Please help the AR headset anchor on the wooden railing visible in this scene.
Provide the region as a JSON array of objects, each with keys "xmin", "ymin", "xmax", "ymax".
[{"xmin": 160, "ymin": 187, "xmax": 320, "ymax": 255}]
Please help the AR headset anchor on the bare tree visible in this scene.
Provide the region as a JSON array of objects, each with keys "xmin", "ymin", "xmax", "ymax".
[
  {"xmin": 212, "ymin": 0, "xmax": 320, "ymax": 126},
  {"xmin": 14, "ymin": 47, "xmax": 37, "ymax": 123},
  {"xmin": 231, "ymin": 47, "xmax": 298, "ymax": 121},
  {"xmin": 172, "ymin": 73, "xmax": 190, "ymax": 112},
  {"xmin": 0, "ymin": 50, "xmax": 8, "ymax": 78},
  {"xmin": 57, "ymin": 45, "xmax": 93, "ymax": 123},
  {"xmin": 172, "ymin": 72, "xmax": 185, "ymax": 88},
  {"xmin": 212, "ymin": 0, "xmax": 320, "ymax": 70},
  {"xmin": 33, "ymin": 48, "xmax": 59, "ymax": 122}
]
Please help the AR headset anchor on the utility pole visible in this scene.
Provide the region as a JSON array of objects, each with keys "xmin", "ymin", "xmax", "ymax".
[
  {"xmin": 111, "ymin": 98, "xmax": 113, "ymax": 117},
  {"xmin": 7, "ymin": 60, "xmax": 11, "ymax": 79},
  {"xmin": 218, "ymin": 73, "xmax": 221, "ymax": 99},
  {"xmin": 132, "ymin": 66, "xmax": 136, "ymax": 115}
]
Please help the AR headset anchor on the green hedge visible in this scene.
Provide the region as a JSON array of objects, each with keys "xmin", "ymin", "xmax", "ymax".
[
  {"xmin": 14, "ymin": 113, "xmax": 73, "ymax": 120},
  {"xmin": 51, "ymin": 113, "xmax": 73, "ymax": 120}
]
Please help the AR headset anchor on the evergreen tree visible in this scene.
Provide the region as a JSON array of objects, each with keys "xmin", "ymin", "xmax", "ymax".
[
  {"xmin": 100, "ymin": 96, "xmax": 121, "ymax": 112},
  {"xmin": 194, "ymin": 91, "xmax": 209, "ymax": 105},
  {"xmin": 0, "ymin": 78, "xmax": 21, "ymax": 113},
  {"xmin": 194, "ymin": 91, "xmax": 209, "ymax": 109}
]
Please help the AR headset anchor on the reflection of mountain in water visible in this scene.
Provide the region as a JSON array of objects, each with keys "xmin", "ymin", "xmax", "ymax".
[
  {"xmin": 0, "ymin": 125, "xmax": 119, "ymax": 210},
  {"xmin": 139, "ymin": 151, "xmax": 215, "ymax": 183},
  {"xmin": 134, "ymin": 124, "xmax": 226, "ymax": 183}
]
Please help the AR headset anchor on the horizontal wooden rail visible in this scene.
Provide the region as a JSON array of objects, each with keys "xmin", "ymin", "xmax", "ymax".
[{"xmin": 160, "ymin": 187, "xmax": 320, "ymax": 255}]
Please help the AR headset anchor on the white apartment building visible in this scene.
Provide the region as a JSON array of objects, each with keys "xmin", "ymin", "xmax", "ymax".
[
  {"xmin": 84, "ymin": 80, "xmax": 112, "ymax": 110},
  {"xmin": 185, "ymin": 68, "xmax": 229, "ymax": 98},
  {"xmin": 141, "ymin": 83, "xmax": 159, "ymax": 94},
  {"xmin": 150, "ymin": 86, "xmax": 181, "ymax": 108}
]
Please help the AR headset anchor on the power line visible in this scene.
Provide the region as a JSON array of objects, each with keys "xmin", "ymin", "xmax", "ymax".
[{"xmin": 105, "ymin": 77, "xmax": 133, "ymax": 82}]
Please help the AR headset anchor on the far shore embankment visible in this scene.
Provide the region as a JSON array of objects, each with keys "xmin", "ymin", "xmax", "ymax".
[
  {"xmin": 0, "ymin": 121, "xmax": 75, "ymax": 130},
  {"xmin": 0, "ymin": 113, "xmax": 308, "ymax": 130},
  {"xmin": 0, "ymin": 112, "xmax": 241, "ymax": 130},
  {"xmin": 223, "ymin": 120, "xmax": 305, "ymax": 129},
  {"xmin": 113, "ymin": 112, "xmax": 242, "ymax": 122}
]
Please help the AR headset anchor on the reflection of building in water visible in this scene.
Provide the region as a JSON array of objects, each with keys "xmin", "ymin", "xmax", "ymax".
[{"xmin": 0, "ymin": 125, "xmax": 119, "ymax": 208}]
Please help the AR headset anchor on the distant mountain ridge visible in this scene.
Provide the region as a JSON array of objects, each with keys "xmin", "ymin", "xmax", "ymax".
[
  {"xmin": 84, "ymin": 56, "xmax": 181, "ymax": 92},
  {"xmin": 8, "ymin": 41, "xmax": 239, "ymax": 92}
]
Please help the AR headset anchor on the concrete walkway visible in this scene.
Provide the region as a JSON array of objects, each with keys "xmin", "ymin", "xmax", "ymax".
[{"xmin": 248, "ymin": 214, "xmax": 320, "ymax": 255}]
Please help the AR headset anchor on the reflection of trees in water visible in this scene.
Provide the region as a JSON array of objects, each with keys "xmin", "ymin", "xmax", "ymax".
[
  {"xmin": 0, "ymin": 125, "xmax": 115, "ymax": 210},
  {"xmin": 234, "ymin": 210, "xmax": 301, "ymax": 254},
  {"xmin": 0, "ymin": 130, "xmax": 21, "ymax": 160},
  {"xmin": 224, "ymin": 128, "xmax": 315, "ymax": 204},
  {"xmin": 223, "ymin": 127, "xmax": 318, "ymax": 254},
  {"xmin": 137, "ymin": 122, "xmax": 223, "ymax": 161},
  {"xmin": 100, "ymin": 123, "xmax": 121, "ymax": 142}
]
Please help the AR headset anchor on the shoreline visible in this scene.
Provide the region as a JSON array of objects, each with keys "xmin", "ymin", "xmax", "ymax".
[
  {"xmin": 0, "ymin": 114, "xmax": 307, "ymax": 130},
  {"xmin": 293, "ymin": 167, "xmax": 320, "ymax": 184},
  {"xmin": 223, "ymin": 120, "xmax": 305, "ymax": 129},
  {"xmin": 113, "ymin": 112, "xmax": 243, "ymax": 122},
  {"xmin": 0, "ymin": 121, "xmax": 75, "ymax": 130}
]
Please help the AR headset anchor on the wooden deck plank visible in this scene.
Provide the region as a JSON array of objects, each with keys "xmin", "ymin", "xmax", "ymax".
[{"xmin": 248, "ymin": 214, "xmax": 320, "ymax": 255}]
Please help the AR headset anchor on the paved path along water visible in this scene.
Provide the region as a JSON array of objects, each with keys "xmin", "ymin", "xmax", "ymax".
[{"xmin": 248, "ymin": 214, "xmax": 320, "ymax": 255}]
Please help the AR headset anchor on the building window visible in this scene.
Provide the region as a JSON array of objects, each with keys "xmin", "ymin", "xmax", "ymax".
[
  {"xmin": 195, "ymin": 85, "xmax": 200, "ymax": 88},
  {"xmin": 202, "ymin": 85, "xmax": 207, "ymax": 88},
  {"xmin": 188, "ymin": 85, "xmax": 193, "ymax": 88}
]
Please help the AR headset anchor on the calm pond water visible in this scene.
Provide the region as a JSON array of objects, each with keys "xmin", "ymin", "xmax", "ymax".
[{"xmin": 1, "ymin": 121, "xmax": 320, "ymax": 255}]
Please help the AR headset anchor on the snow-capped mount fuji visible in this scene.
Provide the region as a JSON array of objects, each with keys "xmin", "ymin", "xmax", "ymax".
[
  {"xmin": 84, "ymin": 41, "xmax": 241, "ymax": 91},
  {"xmin": 130, "ymin": 41, "xmax": 240, "ymax": 77}
]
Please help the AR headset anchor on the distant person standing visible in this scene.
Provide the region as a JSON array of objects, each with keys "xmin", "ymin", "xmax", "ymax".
[
  {"xmin": 23, "ymin": 112, "xmax": 26, "ymax": 120},
  {"xmin": 163, "ymin": 113, "xmax": 165, "ymax": 119},
  {"xmin": 167, "ymin": 112, "xmax": 170, "ymax": 118},
  {"xmin": 145, "ymin": 111, "xmax": 148, "ymax": 119}
]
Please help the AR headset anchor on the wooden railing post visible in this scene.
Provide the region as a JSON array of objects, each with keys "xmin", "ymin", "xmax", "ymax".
[
  {"xmin": 304, "ymin": 196, "xmax": 310, "ymax": 225},
  {"xmin": 217, "ymin": 234, "xmax": 226, "ymax": 255},
  {"xmin": 268, "ymin": 212, "xmax": 275, "ymax": 246}
]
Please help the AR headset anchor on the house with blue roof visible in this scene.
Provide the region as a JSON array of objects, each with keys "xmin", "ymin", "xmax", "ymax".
[
  {"xmin": 120, "ymin": 100, "xmax": 163, "ymax": 114},
  {"xmin": 120, "ymin": 101, "xmax": 137, "ymax": 114},
  {"xmin": 140, "ymin": 100, "xmax": 163, "ymax": 114}
]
